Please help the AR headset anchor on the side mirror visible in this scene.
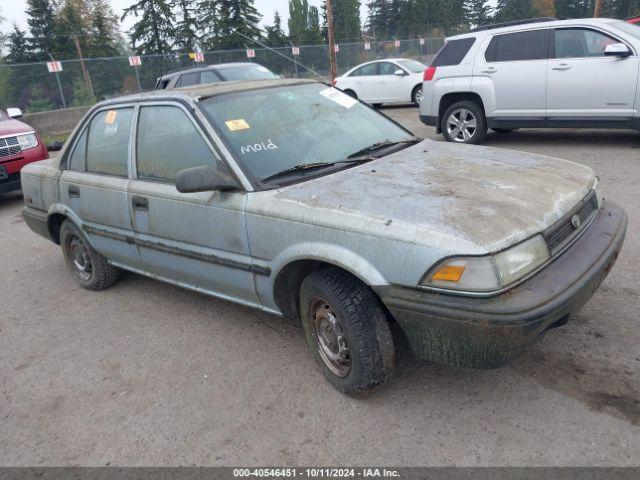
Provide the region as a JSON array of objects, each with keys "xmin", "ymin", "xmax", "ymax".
[
  {"xmin": 605, "ymin": 43, "xmax": 631, "ymax": 58},
  {"xmin": 394, "ymin": 69, "xmax": 406, "ymax": 76},
  {"xmin": 6, "ymin": 108, "xmax": 23, "ymax": 119},
  {"xmin": 175, "ymin": 165, "xmax": 241, "ymax": 193}
]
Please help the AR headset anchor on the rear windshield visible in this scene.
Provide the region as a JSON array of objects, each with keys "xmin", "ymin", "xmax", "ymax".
[
  {"xmin": 430, "ymin": 38, "xmax": 476, "ymax": 66},
  {"xmin": 396, "ymin": 59, "xmax": 427, "ymax": 73},
  {"xmin": 216, "ymin": 64, "xmax": 279, "ymax": 81}
]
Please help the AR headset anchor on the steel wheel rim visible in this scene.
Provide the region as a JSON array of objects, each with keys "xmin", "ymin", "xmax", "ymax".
[
  {"xmin": 446, "ymin": 108, "xmax": 477, "ymax": 142},
  {"xmin": 310, "ymin": 297, "xmax": 351, "ymax": 377},
  {"xmin": 414, "ymin": 87, "xmax": 423, "ymax": 104},
  {"xmin": 68, "ymin": 234, "xmax": 93, "ymax": 281}
]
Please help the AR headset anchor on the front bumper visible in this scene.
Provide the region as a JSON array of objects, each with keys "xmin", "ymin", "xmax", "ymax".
[
  {"xmin": 0, "ymin": 173, "xmax": 22, "ymax": 194},
  {"xmin": 377, "ymin": 201, "xmax": 627, "ymax": 369}
]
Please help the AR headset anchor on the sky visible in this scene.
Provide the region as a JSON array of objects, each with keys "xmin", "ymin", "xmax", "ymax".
[{"xmin": 0, "ymin": 0, "xmax": 370, "ymax": 36}]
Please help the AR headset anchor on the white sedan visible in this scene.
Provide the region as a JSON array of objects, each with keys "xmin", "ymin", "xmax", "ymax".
[{"xmin": 334, "ymin": 58, "xmax": 427, "ymax": 106}]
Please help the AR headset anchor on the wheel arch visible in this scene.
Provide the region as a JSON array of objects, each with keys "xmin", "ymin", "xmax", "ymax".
[
  {"xmin": 438, "ymin": 92, "xmax": 486, "ymax": 133},
  {"xmin": 46, "ymin": 204, "xmax": 83, "ymax": 244}
]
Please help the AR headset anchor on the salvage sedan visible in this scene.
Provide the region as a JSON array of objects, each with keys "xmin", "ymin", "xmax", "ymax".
[{"xmin": 20, "ymin": 79, "xmax": 626, "ymax": 394}]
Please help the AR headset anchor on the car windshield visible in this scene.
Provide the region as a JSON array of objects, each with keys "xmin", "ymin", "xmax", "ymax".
[
  {"xmin": 396, "ymin": 59, "xmax": 427, "ymax": 73},
  {"xmin": 200, "ymin": 83, "xmax": 414, "ymax": 184},
  {"xmin": 216, "ymin": 64, "xmax": 279, "ymax": 81},
  {"xmin": 610, "ymin": 19, "xmax": 640, "ymax": 40}
]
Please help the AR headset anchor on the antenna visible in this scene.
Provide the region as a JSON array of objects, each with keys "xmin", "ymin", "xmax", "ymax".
[{"xmin": 231, "ymin": 29, "xmax": 328, "ymax": 82}]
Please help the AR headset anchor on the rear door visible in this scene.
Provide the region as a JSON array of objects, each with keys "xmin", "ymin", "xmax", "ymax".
[
  {"xmin": 60, "ymin": 106, "xmax": 140, "ymax": 267},
  {"xmin": 547, "ymin": 27, "xmax": 638, "ymax": 126},
  {"xmin": 474, "ymin": 29, "xmax": 550, "ymax": 126},
  {"xmin": 127, "ymin": 102, "xmax": 259, "ymax": 304}
]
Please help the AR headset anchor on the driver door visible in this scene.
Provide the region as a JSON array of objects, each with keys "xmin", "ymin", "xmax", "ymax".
[{"xmin": 127, "ymin": 102, "xmax": 259, "ymax": 304}]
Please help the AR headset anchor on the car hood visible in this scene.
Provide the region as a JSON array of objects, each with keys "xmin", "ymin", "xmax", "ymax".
[
  {"xmin": 0, "ymin": 118, "xmax": 35, "ymax": 136},
  {"xmin": 265, "ymin": 140, "xmax": 596, "ymax": 255}
]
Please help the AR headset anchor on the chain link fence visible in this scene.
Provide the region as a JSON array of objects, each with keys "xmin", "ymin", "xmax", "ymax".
[{"xmin": 0, "ymin": 38, "xmax": 444, "ymax": 113}]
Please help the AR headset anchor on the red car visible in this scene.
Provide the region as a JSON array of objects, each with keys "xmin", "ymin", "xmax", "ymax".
[{"xmin": 0, "ymin": 108, "xmax": 49, "ymax": 194}]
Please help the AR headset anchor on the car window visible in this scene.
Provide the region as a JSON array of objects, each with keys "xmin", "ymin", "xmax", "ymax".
[
  {"xmin": 555, "ymin": 28, "xmax": 618, "ymax": 58},
  {"xmin": 431, "ymin": 38, "xmax": 476, "ymax": 66},
  {"xmin": 215, "ymin": 64, "xmax": 278, "ymax": 81},
  {"xmin": 351, "ymin": 63, "xmax": 378, "ymax": 76},
  {"xmin": 177, "ymin": 72, "xmax": 199, "ymax": 87},
  {"xmin": 201, "ymin": 70, "xmax": 221, "ymax": 85},
  {"xmin": 379, "ymin": 62, "xmax": 399, "ymax": 75},
  {"xmin": 200, "ymin": 83, "xmax": 413, "ymax": 183},
  {"xmin": 85, "ymin": 108, "xmax": 133, "ymax": 177},
  {"xmin": 136, "ymin": 105, "xmax": 222, "ymax": 182},
  {"xmin": 68, "ymin": 128, "xmax": 88, "ymax": 171},
  {"xmin": 396, "ymin": 59, "xmax": 427, "ymax": 73},
  {"xmin": 485, "ymin": 30, "xmax": 549, "ymax": 62}
]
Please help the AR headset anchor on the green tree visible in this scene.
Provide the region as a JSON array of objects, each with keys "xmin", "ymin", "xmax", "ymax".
[
  {"xmin": 71, "ymin": 77, "xmax": 96, "ymax": 106},
  {"xmin": 554, "ymin": 0, "xmax": 593, "ymax": 19},
  {"xmin": 265, "ymin": 11, "xmax": 288, "ymax": 46},
  {"xmin": 289, "ymin": 0, "xmax": 309, "ymax": 44},
  {"xmin": 27, "ymin": 86, "xmax": 54, "ymax": 112},
  {"xmin": 214, "ymin": 0, "xmax": 262, "ymax": 49},
  {"xmin": 465, "ymin": 0, "xmax": 492, "ymax": 26},
  {"xmin": 196, "ymin": 0, "xmax": 220, "ymax": 50},
  {"xmin": 26, "ymin": 0, "xmax": 56, "ymax": 59},
  {"xmin": 493, "ymin": 0, "xmax": 535, "ymax": 22},
  {"xmin": 122, "ymin": 0, "xmax": 175, "ymax": 54},
  {"xmin": 6, "ymin": 25, "xmax": 33, "ymax": 64},
  {"xmin": 174, "ymin": 0, "xmax": 199, "ymax": 51},
  {"xmin": 326, "ymin": 0, "xmax": 362, "ymax": 42},
  {"xmin": 306, "ymin": 6, "xmax": 324, "ymax": 44},
  {"xmin": 53, "ymin": 0, "xmax": 91, "ymax": 60}
]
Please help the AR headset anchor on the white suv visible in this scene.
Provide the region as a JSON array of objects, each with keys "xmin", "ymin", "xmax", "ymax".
[{"xmin": 419, "ymin": 17, "xmax": 640, "ymax": 144}]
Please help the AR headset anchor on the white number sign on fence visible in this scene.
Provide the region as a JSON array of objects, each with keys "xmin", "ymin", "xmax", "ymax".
[
  {"xmin": 194, "ymin": 52, "xmax": 205, "ymax": 62},
  {"xmin": 292, "ymin": 47, "xmax": 300, "ymax": 56},
  {"xmin": 364, "ymin": 42, "xmax": 371, "ymax": 50},
  {"xmin": 46, "ymin": 61, "xmax": 63, "ymax": 73},
  {"xmin": 394, "ymin": 40, "xmax": 401, "ymax": 48},
  {"xmin": 334, "ymin": 45, "xmax": 340, "ymax": 53},
  {"xmin": 128, "ymin": 56, "xmax": 142, "ymax": 67},
  {"xmin": 246, "ymin": 49, "xmax": 256, "ymax": 58},
  {"xmin": 419, "ymin": 38, "xmax": 425, "ymax": 45}
]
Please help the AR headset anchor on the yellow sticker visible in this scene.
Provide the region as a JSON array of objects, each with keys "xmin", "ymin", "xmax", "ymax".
[
  {"xmin": 225, "ymin": 119, "xmax": 250, "ymax": 131},
  {"xmin": 105, "ymin": 110, "xmax": 117, "ymax": 124}
]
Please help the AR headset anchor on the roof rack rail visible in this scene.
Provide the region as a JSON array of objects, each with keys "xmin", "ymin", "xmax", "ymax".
[{"xmin": 470, "ymin": 17, "xmax": 557, "ymax": 33}]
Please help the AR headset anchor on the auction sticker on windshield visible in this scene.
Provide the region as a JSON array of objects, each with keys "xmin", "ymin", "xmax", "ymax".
[
  {"xmin": 319, "ymin": 88, "xmax": 358, "ymax": 109},
  {"xmin": 105, "ymin": 110, "xmax": 117, "ymax": 124},
  {"xmin": 225, "ymin": 119, "xmax": 250, "ymax": 131}
]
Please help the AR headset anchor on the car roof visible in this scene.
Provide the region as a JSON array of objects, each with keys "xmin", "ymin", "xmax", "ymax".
[
  {"xmin": 447, "ymin": 17, "xmax": 621, "ymax": 40},
  {"xmin": 160, "ymin": 62, "xmax": 266, "ymax": 80},
  {"xmin": 99, "ymin": 78, "xmax": 321, "ymax": 106}
]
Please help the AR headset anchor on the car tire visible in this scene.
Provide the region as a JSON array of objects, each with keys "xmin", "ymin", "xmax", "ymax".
[
  {"xmin": 411, "ymin": 85, "xmax": 423, "ymax": 105},
  {"xmin": 60, "ymin": 219, "xmax": 120, "ymax": 290},
  {"xmin": 343, "ymin": 89, "xmax": 357, "ymax": 99},
  {"xmin": 299, "ymin": 267, "xmax": 395, "ymax": 395},
  {"xmin": 441, "ymin": 100, "xmax": 487, "ymax": 144}
]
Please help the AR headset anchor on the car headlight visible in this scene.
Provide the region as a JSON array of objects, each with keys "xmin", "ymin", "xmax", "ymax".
[
  {"xmin": 422, "ymin": 235, "xmax": 550, "ymax": 294},
  {"xmin": 17, "ymin": 132, "xmax": 38, "ymax": 150},
  {"xmin": 591, "ymin": 176, "xmax": 603, "ymax": 208}
]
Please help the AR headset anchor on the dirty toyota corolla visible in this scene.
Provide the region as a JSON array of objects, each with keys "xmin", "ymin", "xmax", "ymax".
[{"xmin": 20, "ymin": 79, "xmax": 627, "ymax": 394}]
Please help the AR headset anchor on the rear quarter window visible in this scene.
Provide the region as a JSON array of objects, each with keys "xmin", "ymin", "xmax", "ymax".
[
  {"xmin": 485, "ymin": 30, "xmax": 550, "ymax": 62},
  {"xmin": 431, "ymin": 38, "xmax": 476, "ymax": 66}
]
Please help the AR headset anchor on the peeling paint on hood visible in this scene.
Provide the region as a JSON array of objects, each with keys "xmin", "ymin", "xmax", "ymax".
[{"xmin": 265, "ymin": 140, "xmax": 595, "ymax": 254}]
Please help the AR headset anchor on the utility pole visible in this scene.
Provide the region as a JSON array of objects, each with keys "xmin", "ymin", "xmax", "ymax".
[
  {"xmin": 593, "ymin": 0, "xmax": 602, "ymax": 17},
  {"xmin": 326, "ymin": 0, "xmax": 337, "ymax": 82},
  {"xmin": 72, "ymin": 35, "xmax": 94, "ymax": 97}
]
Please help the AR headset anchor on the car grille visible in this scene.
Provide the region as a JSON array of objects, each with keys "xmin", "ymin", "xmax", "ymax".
[
  {"xmin": 544, "ymin": 190, "xmax": 598, "ymax": 255},
  {"xmin": 0, "ymin": 136, "xmax": 22, "ymax": 159}
]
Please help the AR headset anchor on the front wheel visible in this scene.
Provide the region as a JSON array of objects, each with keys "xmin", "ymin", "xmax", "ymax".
[
  {"xmin": 441, "ymin": 100, "xmax": 487, "ymax": 144},
  {"xmin": 300, "ymin": 268, "xmax": 395, "ymax": 395}
]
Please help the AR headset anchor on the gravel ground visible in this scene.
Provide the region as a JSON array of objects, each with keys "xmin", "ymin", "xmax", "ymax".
[{"xmin": 1, "ymin": 106, "xmax": 638, "ymax": 466}]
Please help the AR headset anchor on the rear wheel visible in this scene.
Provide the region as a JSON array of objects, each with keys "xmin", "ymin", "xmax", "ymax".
[
  {"xmin": 299, "ymin": 267, "xmax": 395, "ymax": 395},
  {"xmin": 441, "ymin": 100, "xmax": 487, "ymax": 144},
  {"xmin": 412, "ymin": 85, "xmax": 423, "ymax": 105},
  {"xmin": 60, "ymin": 220, "xmax": 120, "ymax": 290},
  {"xmin": 343, "ymin": 89, "xmax": 357, "ymax": 99}
]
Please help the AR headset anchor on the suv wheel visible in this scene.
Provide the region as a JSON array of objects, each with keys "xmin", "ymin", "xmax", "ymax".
[
  {"xmin": 441, "ymin": 100, "xmax": 487, "ymax": 144},
  {"xmin": 299, "ymin": 267, "xmax": 395, "ymax": 395},
  {"xmin": 60, "ymin": 219, "xmax": 120, "ymax": 290}
]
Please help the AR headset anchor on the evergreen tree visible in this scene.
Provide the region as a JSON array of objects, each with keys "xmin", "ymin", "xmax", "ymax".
[
  {"xmin": 493, "ymin": 0, "xmax": 535, "ymax": 22},
  {"xmin": 214, "ymin": 0, "xmax": 262, "ymax": 49},
  {"xmin": 174, "ymin": 0, "xmax": 199, "ymax": 51},
  {"xmin": 197, "ymin": 0, "xmax": 220, "ymax": 50},
  {"xmin": 289, "ymin": 0, "xmax": 310, "ymax": 44},
  {"xmin": 53, "ymin": 0, "xmax": 91, "ymax": 60},
  {"xmin": 88, "ymin": 0, "xmax": 122, "ymax": 57},
  {"xmin": 26, "ymin": 0, "xmax": 57, "ymax": 59},
  {"xmin": 122, "ymin": 0, "xmax": 175, "ymax": 54},
  {"xmin": 533, "ymin": 0, "xmax": 555, "ymax": 16},
  {"xmin": 329, "ymin": 0, "xmax": 362, "ymax": 42},
  {"xmin": 554, "ymin": 0, "xmax": 593, "ymax": 19},
  {"xmin": 265, "ymin": 11, "xmax": 288, "ymax": 47},
  {"xmin": 306, "ymin": 6, "xmax": 324, "ymax": 44},
  {"xmin": 465, "ymin": 0, "xmax": 492, "ymax": 27},
  {"xmin": 6, "ymin": 25, "xmax": 32, "ymax": 64}
]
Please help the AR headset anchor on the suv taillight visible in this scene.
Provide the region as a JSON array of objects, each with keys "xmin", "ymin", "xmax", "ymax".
[
  {"xmin": 332, "ymin": 79, "xmax": 337, "ymax": 86},
  {"xmin": 424, "ymin": 66, "xmax": 436, "ymax": 81}
]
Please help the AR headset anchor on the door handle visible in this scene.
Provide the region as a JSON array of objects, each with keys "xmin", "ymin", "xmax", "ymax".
[
  {"xmin": 132, "ymin": 196, "xmax": 148, "ymax": 211},
  {"xmin": 552, "ymin": 64, "xmax": 571, "ymax": 71},
  {"xmin": 482, "ymin": 67, "xmax": 497, "ymax": 74},
  {"xmin": 68, "ymin": 185, "xmax": 80, "ymax": 198}
]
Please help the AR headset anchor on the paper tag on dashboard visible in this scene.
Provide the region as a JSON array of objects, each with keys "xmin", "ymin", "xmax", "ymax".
[
  {"xmin": 319, "ymin": 88, "xmax": 358, "ymax": 109},
  {"xmin": 105, "ymin": 110, "xmax": 117, "ymax": 124},
  {"xmin": 225, "ymin": 119, "xmax": 250, "ymax": 131}
]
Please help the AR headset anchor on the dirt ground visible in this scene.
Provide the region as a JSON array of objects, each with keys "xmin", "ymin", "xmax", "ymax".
[{"xmin": 1, "ymin": 106, "xmax": 638, "ymax": 466}]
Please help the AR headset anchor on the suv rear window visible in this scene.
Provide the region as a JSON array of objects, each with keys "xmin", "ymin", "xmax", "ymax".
[
  {"xmin": 431, "ymin": 38, "xmax": 476, "ymax": 66},
  {"xmin": 485, "ymin": 30, "xmax": 549, "ymax": 62}
]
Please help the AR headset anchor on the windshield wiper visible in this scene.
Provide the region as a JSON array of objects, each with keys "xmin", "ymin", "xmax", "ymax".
[
  {"xmin": 259, "ymin": 157, "xmax": 375, "ymax": 184},
  {"xmin": 346, "ymin": 137, "xmax": 422, "ymax": 159}
]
